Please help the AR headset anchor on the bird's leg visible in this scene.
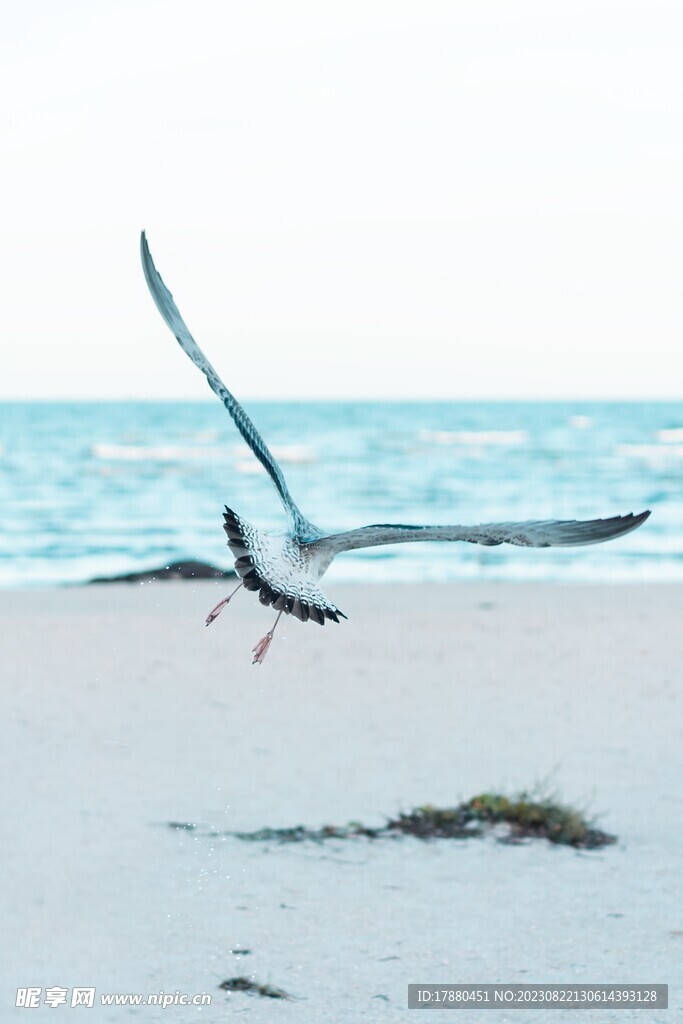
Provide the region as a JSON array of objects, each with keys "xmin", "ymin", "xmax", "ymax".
[
  {"xmin": 205, "ymin": 581, "xmax": 243, "ymax": 626},
  {"xmin": 252, "ymin": 610, "xmax": 283, "ymax": 665}
]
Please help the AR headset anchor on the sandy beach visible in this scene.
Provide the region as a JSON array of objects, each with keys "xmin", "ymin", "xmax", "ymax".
[{"xmin": 2, "ymin": 581, "xmax": 681, "ymax": 1022}]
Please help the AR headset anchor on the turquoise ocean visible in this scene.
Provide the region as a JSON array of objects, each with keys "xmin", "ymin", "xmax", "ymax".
[{"xmin": 0, "ymin": 400, "xmax": 680, "ymax": 587}]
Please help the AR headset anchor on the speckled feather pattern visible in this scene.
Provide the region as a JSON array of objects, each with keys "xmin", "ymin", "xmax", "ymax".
[{"xmin": 223, "ymin": 508, "xmax": 345, "ymax": 624}]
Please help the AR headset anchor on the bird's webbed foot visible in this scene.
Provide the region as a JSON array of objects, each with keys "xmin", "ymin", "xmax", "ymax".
[
  {"xmin": 205, "ymin": 582, "xmax": 243, "ymax": 626},
  {"xmin": 252, "ymin": 610, "xmax": 283, "ymax": 665},
  {"xmin": 252, "ymin": 631, "xmax": 274, "ymax": 664}
]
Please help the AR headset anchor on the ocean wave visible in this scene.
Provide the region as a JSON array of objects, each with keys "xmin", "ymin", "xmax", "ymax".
[
  {"xmin": 266, "ymin": 445, "xmax": 316, "ymax": 464},
  {"xmin": 92, "ymin": 442, "xmax": 317, "ymax": 464},
  {"xmin": 92, "ymin": 444, "xmax": 229, "ymax": 461},
  {"xmin": 569, "ymin": 415, "xmax": 592, "ymax": 429},
  {"xmin": 418, "ymin": 429, "xmax": 528, "ymax": 446},
  {"xmin": 615, "ymin": 443, "xmax": 683, "ymax": 461},
  {"xmin": 3, "ymin": 399, "xmax": 681, "ymax": 587},
  {"xmin": 234, "ymin": 460, "xmax": 265, "ymax": 475},
  {"xmin": 657, "ymin": 428, "xmax": 683, "ymax": 443},
  {"xmin": 232, "ymin": 446, "xmax": 317, "ymax": 474}
]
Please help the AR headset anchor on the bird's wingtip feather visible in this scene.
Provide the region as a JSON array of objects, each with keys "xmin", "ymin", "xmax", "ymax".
[{"xmin": 628, "ymin": 509, "xmax": 651, "ymax": 528}]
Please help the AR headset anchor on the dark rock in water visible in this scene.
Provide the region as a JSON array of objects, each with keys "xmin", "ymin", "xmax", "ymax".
[{"xmin": 89, "ymin": 560, "xmax": 235, "ymax": 584}]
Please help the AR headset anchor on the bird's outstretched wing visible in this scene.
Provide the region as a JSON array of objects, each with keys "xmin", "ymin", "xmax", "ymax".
[
  {"xmin": 316, "ymin": 511, "xmax": 651, "ymax": 556},
  {"xmin": 140, "ymin": 232, "xmax": 319, "ymax": 541}
]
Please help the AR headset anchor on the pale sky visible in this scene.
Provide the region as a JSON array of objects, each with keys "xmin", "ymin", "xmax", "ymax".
[{"xmin": 1, "ymin": 1, "xmax": 682, "ymax": 400}]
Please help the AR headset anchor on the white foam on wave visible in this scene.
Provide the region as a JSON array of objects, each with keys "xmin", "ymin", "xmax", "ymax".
[
  {"xmin": 657, "ymin": 428, "xmax": 683, "ymax": 444},
  {"xmin": 233, "ymin": 445, "xmax": 317, "ymax": 475},
  {"xmin": 93, "ymin": 442, "xmax": 317, "ymax": 467},
  {"xmin": 615, "ymin": 443, "xmax": 683, "ymax": 462},
  {"xmin": 270, "ymin": 444, "xmax": 317, "ymax": 463},
  {"xmin": 230, "ymin": 444, "xmax": 317, "ymax": 464},
  {"xmin": 92, "ymin": 444, "xmax": 229, "ymax": 461},
  {"xmin": 569, "ymin": 415, "xmax": 592, "ymax": 429},
  {"xmin": 234, "ymin": 460, "xmax": 265, "ymax": 475}
]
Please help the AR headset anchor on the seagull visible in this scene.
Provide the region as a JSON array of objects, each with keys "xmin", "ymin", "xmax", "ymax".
[{"xmin": 140, "ymin": 232, "xmax": 651, "ymax": 664}]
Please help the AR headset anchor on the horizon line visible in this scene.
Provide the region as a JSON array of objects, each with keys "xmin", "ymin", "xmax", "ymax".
[{"xmin": 1, "ymin": 395, "xmax": 683, "ymax": 404}]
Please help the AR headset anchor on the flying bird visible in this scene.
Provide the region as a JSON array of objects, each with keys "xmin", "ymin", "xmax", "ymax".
[{"xmin": 140, "ymin": 232, "xmax": 650, "ymax": 664}]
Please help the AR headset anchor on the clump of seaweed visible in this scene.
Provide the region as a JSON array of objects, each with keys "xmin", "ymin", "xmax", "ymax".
[
  {"xmin": 169, "ymin": 791, "xmax": 615, "ymax": 849},
  {"xmin": 218, "ymin": 976, "xmax": 290, "ymax": 999},
  {"xmin": 233, "ymin": 822, "xmax": 383, "ymax": 843},
  {"xmin": 385, "ymin": 805, "xmax": 480, "ymax": 840},
  {"xmin": 387, "ymin": 793, "xmax": 615, "ymax": 848}
]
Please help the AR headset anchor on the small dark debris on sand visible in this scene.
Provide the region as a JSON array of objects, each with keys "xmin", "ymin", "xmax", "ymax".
[
  {"xmin": 200, "ymin": 792, "xmax": 614, "ymax": 849},
  {"xmin": 90, "ymin": 560, "xmax": 234, "ymax": 584},
  {"xmin": 219, "ymin": 977, "xmax": 290, "ymax": 999}
]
